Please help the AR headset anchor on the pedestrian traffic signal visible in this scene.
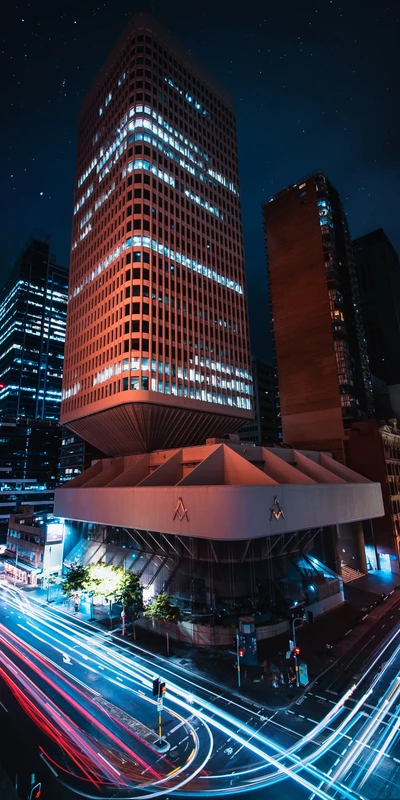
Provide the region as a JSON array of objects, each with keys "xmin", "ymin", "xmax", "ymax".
[
  {"xmin": 238, "ymin": 648, "xmax": 245, "ymax": 658},
  {"xmin": 159, "ymin": 681, "xmax": 166, "ymax": 697},
  {"xmin": 152, "ymin": 677, "xmax": 160, "ymax": 696},
  {"xmin": 293, "ymin": 647, "xmax": 301, "ymax": 656}
]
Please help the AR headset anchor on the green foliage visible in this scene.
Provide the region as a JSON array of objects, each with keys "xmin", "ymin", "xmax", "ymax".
[
  {"xmin": 87, "ymin": 563, "xmax": 120, "ymax": 599},
  {"xmin": 115, "ymin": 571, "xmax": 143, "ymax": 618},
  {"xmin": 61, "ymin": 562, "xmax": 143, "ymax": 617},
  {"xmin": 143, "ymin": 592, "xmax": 181, "ymax": 621},
  {"xmin": 61, "ymin": 564, "xmax": 91, "ymax": 596}
]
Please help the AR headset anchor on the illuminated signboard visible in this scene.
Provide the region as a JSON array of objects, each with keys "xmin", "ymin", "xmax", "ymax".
[{"xmin": 46, "ymin": 523, "xmax": 64, "ymax": 543}]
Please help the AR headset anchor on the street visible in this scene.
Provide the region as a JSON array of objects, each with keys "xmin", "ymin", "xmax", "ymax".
[{"xmin": 1, "ymin": 583, "xmax": 400, "ymax": 799}]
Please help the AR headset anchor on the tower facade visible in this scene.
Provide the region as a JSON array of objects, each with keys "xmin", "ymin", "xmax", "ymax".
[
  {"xmin": 354, "ymin": 228, "xmax": 400, "ymax": 387},
  {"xmin": 61, "ymin": 13, "xmax": 252, "ymax": 456},
  {"xmin": 263, "ymin": 171, "xmax": 373, "ymax": 460},
  {"xmin": 0, "ymin": 234, "xmax": 68, "ymax": 420}
]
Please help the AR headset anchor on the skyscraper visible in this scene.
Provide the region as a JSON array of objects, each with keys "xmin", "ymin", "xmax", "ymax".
[
  {"xmin": 0, "ymin": 233, "xmax": 68, "ymax": 539},
  {"xmin": 354, "ymin": 229, "xmax": 400, "ymax": 387},
  {"xmin": 61, "ymin": 13, "xmax": 252, "ymax": 456},
  {"xmin": 238, "ymin": 359, "xmax": 279, "ymax": 445},
  {"xmin": 263, "ymin": 171, "xmax": 373, "ymax": 460},
  {"xmin": 0, "ymin": 233, "xmax": 68, "ymax": 420}
]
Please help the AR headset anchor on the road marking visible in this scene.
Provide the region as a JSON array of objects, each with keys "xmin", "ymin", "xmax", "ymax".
[
  {"xmin": 169, "ymin": 721, "xmax": 185, "ymax": 735},
  {"xmin": 393, "ymin": 757, "xmax": 400, "ymax": 764},
  {"xmin": 307, "ymin": 718, "xmax": 318, "ymax": 724},
  {"xmin": 298, "ymin": 714, "xmax": 305, "ymax": 719},
  {"xmin": 40, "ymin": 752, "xmax": 58, "ymax": 777},
  {"xmin": 326, "ymin": 689, "xmax": 338, "ymax": 695},
  {"xmin": 315, "ymin": 695, "xmax": 326, "ymax": 701},
  {"xmin": 0, "ymin": 701, "xmax": 8, "ymax": 712},
  {"xmin": 286, "ymin": 709, "xmax": 294, "ymax": 714}
]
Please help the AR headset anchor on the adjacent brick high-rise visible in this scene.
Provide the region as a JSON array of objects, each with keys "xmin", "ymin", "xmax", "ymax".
[
  {"xmin": 61, "ymin": 13, "xmax": 253, "ymax": 456},
  {"xmin": 263, "ymin": 171, "xmax": 373, "ymax": 461}
]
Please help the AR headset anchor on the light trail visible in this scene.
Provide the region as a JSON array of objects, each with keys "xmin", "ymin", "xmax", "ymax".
[
  {"xmin": 2, "ymin": 584, "xmax": 400, "ymax": 798},
  {"xmin": 326, "ymin": 674, "xmax": 400, "ymax": 788}
]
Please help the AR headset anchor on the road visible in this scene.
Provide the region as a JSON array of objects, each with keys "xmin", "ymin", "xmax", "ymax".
[{"xmin": 1, "ymin": 583, "xmax": 400, "ymax": 799}]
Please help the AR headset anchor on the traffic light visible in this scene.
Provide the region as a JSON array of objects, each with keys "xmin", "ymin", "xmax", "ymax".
[
  {"xmin": 152, "ymin": 677, "xmax": 160, "ymax": 697},
  {"xmin": 30, "ymin": 785, "xmax": 42, "ymax": 800},
  {"xmin": 159, "ymin": 681, "xmax": 166, "ymax": 697},
  {"xmin": 306, "ymin": 610, "xmax": 314, "ymax": 625},
  {"xmin": 293, "ymin": 647, "xmax": 301, "ymax": 657},
  {"xmin": 238, "ymin": 648, "xmax": 245, "ymax": 658}
]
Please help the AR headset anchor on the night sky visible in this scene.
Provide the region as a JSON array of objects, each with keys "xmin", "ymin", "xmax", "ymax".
[{"xmin": 2, "ymin": 0, "xmax": 400, "ymax": 360}]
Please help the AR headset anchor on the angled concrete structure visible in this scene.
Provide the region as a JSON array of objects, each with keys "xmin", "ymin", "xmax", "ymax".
[{"xmin": 56, "ymin": 440, "xmax": 383, "ymax": 540}]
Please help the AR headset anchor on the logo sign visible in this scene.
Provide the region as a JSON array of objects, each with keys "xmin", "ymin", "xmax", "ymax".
[
  {"xmin": 270, "ymin": 496, "xmax": 285, "ymax": 520},
  {"xmin": 173, "ymin": 497, "xmax": 189, "ymax": 522}
]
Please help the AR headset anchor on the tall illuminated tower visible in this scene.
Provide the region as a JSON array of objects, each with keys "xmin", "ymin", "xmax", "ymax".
[{"xmin": 61, "ymin": 13, "xmax": 252, "ymax": 455}]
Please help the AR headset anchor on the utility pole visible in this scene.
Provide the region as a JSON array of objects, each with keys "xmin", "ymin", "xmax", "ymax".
[{"xmin": 14, "ymin": 541, "xmax": 19, "ymax": 586}]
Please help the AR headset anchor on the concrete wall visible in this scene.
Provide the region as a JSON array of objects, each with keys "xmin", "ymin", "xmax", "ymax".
[{"xmin": 55, "ymin": 481, "xmax": 384, "ymax": 541}]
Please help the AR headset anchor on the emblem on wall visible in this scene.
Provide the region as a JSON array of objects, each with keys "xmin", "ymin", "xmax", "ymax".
[
  {"xmin": 173, "ymin": 497, "xmax": 189, "ymax": 522},
  {"xmin": 270, "ymin": 496, "xmax": 285, "ymax": 520}
]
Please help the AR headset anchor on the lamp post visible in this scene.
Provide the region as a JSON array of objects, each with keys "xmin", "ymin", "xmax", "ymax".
[
  {"xmin": 14, "ymin": 541, "xmax": 19, "ymax": 586},
  {"xmin": 46, "ymin": 546, "xmax": 52, "ymax": 602}
]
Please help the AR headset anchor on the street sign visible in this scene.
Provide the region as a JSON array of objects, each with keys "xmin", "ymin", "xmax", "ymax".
[
  {"xmin": 289, "ymin": 639, "xmax": 294, "ymax": 652},
  {"xmin": 286, "ymin": 650, "xmax": 291, "ymax": 659}
]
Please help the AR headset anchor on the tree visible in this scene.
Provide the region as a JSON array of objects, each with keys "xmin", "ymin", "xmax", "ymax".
[
  {"xmin": 143, "ymin": 592, "xmax": 181, "ymax": 621},
  {"xmin": 61, "ymin": 564, "xmax": 90, "ymax": 596},
  {"xmin": 87, "ymin": 563, "xmax": 120, "ymax": 599},
  {"xmin": 115, "ymin": 572, "xmax": 143, "ymax": 619}
]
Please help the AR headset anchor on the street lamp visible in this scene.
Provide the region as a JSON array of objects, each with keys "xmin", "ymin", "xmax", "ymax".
[{"xmin": 14, "ymin": 541, "xmax": 19, "ymax": 587}]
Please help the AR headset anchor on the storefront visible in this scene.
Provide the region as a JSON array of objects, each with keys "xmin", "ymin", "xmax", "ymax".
[{"xmin": 4, "ymin": 559, "xmax": 41, "ymax": 586}]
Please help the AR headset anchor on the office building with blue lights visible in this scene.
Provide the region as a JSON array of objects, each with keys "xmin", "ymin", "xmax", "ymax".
[
  {"xmin": 0, "ymin": 233, "xmax": 68, "ymax": 419},
  {"xmin": 0, "ymin": 234, "xmax": 68, "ymax": 540}
]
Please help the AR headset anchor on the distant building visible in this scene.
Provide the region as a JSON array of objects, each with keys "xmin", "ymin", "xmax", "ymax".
[
  {"xmin": 0, "ymin": 417, "xmax": 60, "ymax": 539},
  {"xmin": 354, "ymin": 229, "xmax": 400, "ymax": 387},
  {"xmin": 0, "ymin": 233, "xmax": 68, "ymax": 419},
  {"xmin": 4, "ymin": 510, "xmax": 64, "ymax": 586},
  {"xmin": 263, "ymin": 171, "xmax": 373, "ymax": 461},
  {"xmin": 0, "ymin": 233, "xmax": 68, "ymax": 541},
  {"xmin": 346, "ymin": 419, "xmax": 400, "ymax": 571},
  {"xmin": 238, "ymin": 359, "xmax": 279, "ymax": 445},
  {"xmin": 59, "ymin": 431, "xmax": 104, "ymax": 483}
]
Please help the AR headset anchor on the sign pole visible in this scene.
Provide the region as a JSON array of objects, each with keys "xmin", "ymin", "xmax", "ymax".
[
  {"xmin": 158, "ymin": 697, "xmax": 163, "ymax": 746},
  {"xmin": 236, "ymin": 633, "xmax": 241, "ymax": 688}
]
